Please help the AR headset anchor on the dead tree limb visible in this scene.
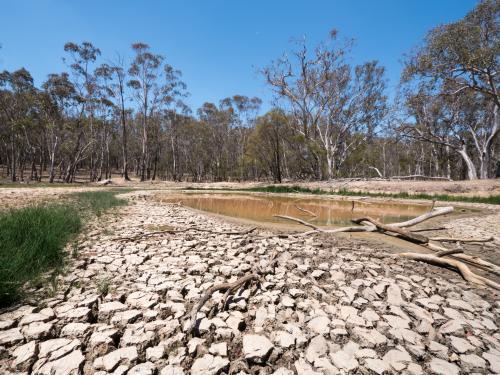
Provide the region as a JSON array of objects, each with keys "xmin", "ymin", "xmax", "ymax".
[
  {"xmin": 391, "ymin": 206, "xmax": 454, "ymax": 228},
  {"xmin": 294, "ymin": 205, "xmax": 317, "ymax": 217},
  {"xmin": 429, "ymin": 236, "xmax": 494, "ymax": 243},
  {"xmin": 427, "ymin": 242, "xmax": 500, "ymax": 276},
  {"xmin": 189, "ymin": 273, "xmax": 259, "ymax": 333},
  {"xmin": 367, "ymin": 166, "xmax": 383, "ymax": 178},
  {"xmin": 436, "ymin": 248, "xmax": 464, "ymax": 257},
  {"xmin": 410, "ymin": 227, "xmax": 449, "ymax": 232},
  {"xmin": 390, "ymin": 175, "xmax": 452, "ymax": 181},
  {"xmin": 351, "ymin": 216, "xmax": 429, "ymax": 244},
  {"xmin": 273, "ymin": 215, "xmax": 323, "ymax": 231},
  {"xmin": 397, "ymin": 252, "xmax": 500, "ymax": 290}
]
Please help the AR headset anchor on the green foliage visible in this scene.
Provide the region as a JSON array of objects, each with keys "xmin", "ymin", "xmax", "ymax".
[
  {"xmin": 0, "ymin": 205, "xmax": 81, "ymax": 306},
  {"xmin": 96, "ymin": 278, "xmax": 111, "ymax": 296},
  {"xmin": 0, "ymin": 190, "xmax": 129, "ymax": 307},
  {"xmin": 73, "ymin": 190, "xmax": 127, "ymax": 216}
]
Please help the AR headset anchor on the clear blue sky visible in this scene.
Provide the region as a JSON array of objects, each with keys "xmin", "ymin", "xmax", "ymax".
[{"xmin": 0, "ymin": 0, "xmax": 477, "ymax": 113}]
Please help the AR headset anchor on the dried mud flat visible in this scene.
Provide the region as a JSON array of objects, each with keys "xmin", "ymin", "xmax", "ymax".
[{"xmin": 0, "ymin": 189, "xmax": 499, "ymax": 374}]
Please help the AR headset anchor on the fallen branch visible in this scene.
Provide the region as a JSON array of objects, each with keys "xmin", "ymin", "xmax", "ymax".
[
  {"xmin": 352, "ymin": 216, "xmax": 429, "ymax": 244},
  {"xmin": 436, "ymin": 248, "xmax": 464, "ymax": 257},
  {"xmin": 427, "ymin": 242, "xmax": 500, "ymax": 276},
  {"xmin": 398, "ymin": 252, "xmax": 500, "ymax": 290},
  {"xmin": 189, "ymin": 273, "xmax": 259, "ymax": 334},
  {"xmin": 273, "ymin": 215, "xmax": 323, "ymax": 231},
  {"xmin": 391, "ymin": 206, "xmax": 454, "ymax": 228},
  {"xmin": 390, "ymin": 174, "xmax": 452, "ymax": 181},
  {"xmin": 429, "ymin": 236, "xmax": 494, "ymax": 243},
  {"xmin": 410, "ymin": 227, "xmax": 449, "ymax": 232},
  {"xmin": 294, "ymin": 205, "xmax": 317, "ymax": 217}
]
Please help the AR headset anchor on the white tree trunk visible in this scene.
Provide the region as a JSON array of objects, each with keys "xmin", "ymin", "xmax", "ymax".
[{"xmin": 458, "ymin": 147, "xmax": 478, "ymax": 180}]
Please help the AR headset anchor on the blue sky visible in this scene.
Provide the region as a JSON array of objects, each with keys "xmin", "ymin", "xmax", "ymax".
[{"xmin": 1, "ymin": 0, "xmax": 477, "ymax": 113}]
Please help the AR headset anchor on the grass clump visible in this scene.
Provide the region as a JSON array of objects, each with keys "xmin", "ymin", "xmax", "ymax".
[
  {"xmin": 73, "ymin": 190, "xmax": 127, "ymax": 216},
  {"xmin": 0, "ymin": 190, "xmax": 129, "ymax": 307},
  {"xmin": 0, "ymin": 205, "xmax": 82, "ymax": 306}
]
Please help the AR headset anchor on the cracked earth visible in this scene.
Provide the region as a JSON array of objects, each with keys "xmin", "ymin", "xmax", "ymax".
[{"xmin": 0, "ymin": 190, "xmax": 499, "ymax": 374}]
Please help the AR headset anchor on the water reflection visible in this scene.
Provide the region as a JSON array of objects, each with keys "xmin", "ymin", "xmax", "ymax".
[{"xmin": 158, "ymin": 193, "xmax": 430, "ymax": 227}]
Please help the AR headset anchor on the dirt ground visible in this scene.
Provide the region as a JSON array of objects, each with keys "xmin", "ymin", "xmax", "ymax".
[
  {"xmin": 0, "ymin": 187, "xmax": 499, "ymax": 374},
  {"xmin": 72, "ymin": 177, "xmax": 500, "ymax": 197}
]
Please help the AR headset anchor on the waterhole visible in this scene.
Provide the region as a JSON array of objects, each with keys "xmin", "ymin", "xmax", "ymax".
[{"xmin": 158, "ymin": 193, "xmax": 431, "ymax": 227}]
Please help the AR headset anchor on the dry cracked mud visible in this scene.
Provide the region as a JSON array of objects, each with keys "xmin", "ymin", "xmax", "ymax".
[{"xmin": 0, "ymin": 190, "xmax": 499, "ymax": 374}]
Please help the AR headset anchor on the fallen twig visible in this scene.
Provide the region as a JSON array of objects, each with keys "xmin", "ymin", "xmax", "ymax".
[
  {"xmin": 189, "ymin": 273, "xmax": 259, "ymax": 334},
  {"xmin": 294, "ymin": 205, "xmax": 317, "ymax": 217},
  {"xmin": 410, "ymin": 227, "xmax": 448, "ymax": 232},
  {"xmin": 436, "ymin": 248, "xmax": 464, "ymax": 257},
  {"xmin": 429, "ymin": 236, "xmax": 494, "ymax": 243},
  {"xmin": 273, "ymin": 215, "xmax": 323, "ymax": 231}
]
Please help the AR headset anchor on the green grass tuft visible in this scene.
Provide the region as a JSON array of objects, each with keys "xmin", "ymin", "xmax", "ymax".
[
  {"xmin": 73, "ymin": 191, "xmax": 127, "ymax": 216},
  {"xmin": 0, "ymin": 190, "xmax": 129, "ymax": 307},
  {"xmin": 0, "ymin": 205, "xmax": 82, "ymax": 306}
]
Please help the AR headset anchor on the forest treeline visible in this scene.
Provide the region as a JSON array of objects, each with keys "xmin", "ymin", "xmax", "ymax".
[{"xmin": 0, "ymin": 0, "xmax": 498, "ymax": 183}]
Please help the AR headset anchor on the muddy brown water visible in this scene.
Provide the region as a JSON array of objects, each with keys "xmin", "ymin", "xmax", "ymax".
[{"xmin": 158, "ymin": 193, "xmax": 431, "ymax": 227}]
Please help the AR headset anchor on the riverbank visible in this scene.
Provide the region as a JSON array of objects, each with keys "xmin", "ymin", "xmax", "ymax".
[{"xmin": 0, "ymin": 189, "xmax": 498, "ymax": 374}]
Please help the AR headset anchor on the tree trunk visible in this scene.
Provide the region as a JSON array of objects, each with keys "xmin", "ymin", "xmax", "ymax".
[
  {"xmin": 479, "ymin": 104, "xmax": 499, "ymax": 179},
  {"xmin": 458, "ymin": 146, "xmax": 478, "ymax": 180}
]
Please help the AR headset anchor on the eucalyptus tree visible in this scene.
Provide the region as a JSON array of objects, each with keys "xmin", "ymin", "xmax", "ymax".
[
  {"xmin": 246, "ymin": 109, "xmax": 287, "ymax": 182},
  {"xmin": 127, "ymin": 43, "xmax": 164, "ymax": 181},
  {"xmin": 403, "ymin": 0, "xmax": 499, "ymax": 178},
  {"xmin": 41, "ymin": 73, "xmax": 77, "ymax": 182},
  {"xmin": 63, "ymin": 41, "xmax": 101, "ymax": 182},
  {"xmin": 262, "ymin": 31, "xmax": 387, "ymax": 179},
  {"xmin": 95, "ymin": 56, "xmax": 131, "ymax": 180},
  {"xmin": 0, "ymin": 68, "xmax": 36, "ymax": 181},
  {"xmin": 219, "ymin": 95, "xmax": 262, "ymax": 179}
]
